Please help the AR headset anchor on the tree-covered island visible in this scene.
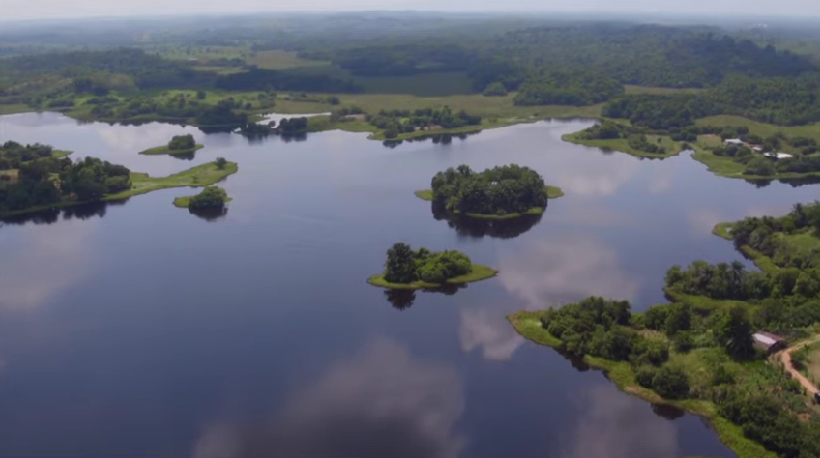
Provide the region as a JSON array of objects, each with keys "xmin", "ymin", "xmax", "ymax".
[
  {"xmin": 367, "ymin": 242, "xmax": 497, "ymax": 289},
  {"xmin": 0, "ymin": 141, "xmax": 238, "ymax": 217},
  {"xmin": 139, "ymin": 134, "xmax": 204, "ymax": 156},
  {"xmin": 415, "ymin": 164, "xmax": 563, "ymax": 219},
  {"xmin": 509, "ymin": 203, "xmax": 820, "ymax": 458},
  {"xmin": 173, "ymin": 185, "xmax": 231, "ymax": 210}
]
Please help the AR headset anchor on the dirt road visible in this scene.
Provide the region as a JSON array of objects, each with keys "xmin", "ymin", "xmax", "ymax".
[{"xmin": 779, "ymin": 335, "xmax": 820, "ymax": 396}]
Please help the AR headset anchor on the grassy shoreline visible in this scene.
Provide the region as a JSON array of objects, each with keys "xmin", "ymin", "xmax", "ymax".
[
  {"xmin": 0, "ymin": 161, "xmax": 238, "ymax": 217},
  {"xmin": 139, "ymin": 144, "xmax": 204, "ymax": 156},
  {"xmin": 172, "ymin": 195, "xmax": 233, "ymax": 208},
  {"xmin": 561, "ymin": 131, "xmax": 685, "ymax": 158},
  {"xmin": 367, "ymin": 264, "xmax": 497, "ymax": 289},
  {"xmin": 507, "ymin": 310, "xmax": 777, "ymax": 458}
]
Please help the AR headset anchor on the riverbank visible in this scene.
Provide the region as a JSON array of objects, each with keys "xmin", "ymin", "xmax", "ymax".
[
  {"xmin": 139, "ymin": 144, "xmax": 204, "ymax": 156},
  {"xmin": 507, "ymin": 310, "xmax": 777, "ymax": 458},
  {"xmin": 367, "ymin": 264, "xmax": 497, "ymax": 290}
]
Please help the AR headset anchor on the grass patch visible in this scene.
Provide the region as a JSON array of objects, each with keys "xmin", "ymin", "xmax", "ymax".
[
  {"xmin": 106, "ymin": 161, "xmax": 238, "ymax": 201},
  {"xmin": 414, "ymin": 189, "xmax": 433, "ymax": 201},
  {"xmin": 138, "ymin": 144, "xmax": 204, "ymax": 156},
  {"xmin": 712, "ymin": 222, "xmax": 735, "ymax": 240},
  {"xmin": 545, "ymin": 185, "xmax": 565, "ymax": 199},
  {"xmin": 696, "ymin": 115, "xmax": 820, "ymax": 144},
  {"xmin": 367, "ymin": 264, "xmax": 497, "ymax": 290},
  {"xmin": 0, "ymin": 104, "xmax": 30, "ymax": 115},
  {"xmin": 562, "ymin": 131, "xmax": 684, "ymax": 158}
]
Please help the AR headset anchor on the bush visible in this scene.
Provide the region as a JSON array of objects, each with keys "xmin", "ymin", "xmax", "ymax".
[
  {"xmin": 673, "ymin": 332, "xmax": 694, "ymax": 353},
  {"xmin": 635, "ymin": 365, "xmax": 657, "ymax": 388},
  {"xmin": 652, "ymin": 365, "xmax": 690, "ymax": 399},
  {"xmin": 168, "ymin": 134, "xmax": 196, "ymax": 151},
  {"xmin": 215, "ymin": 157, "xmax": 227, "ymax": 170},
  {"xmin": 743, "ymin": 156, "xmax": 775, "ymax": 176},
  {"xmin": 188, "ymin": 186, "xmax": 228, "ymax": 210}
]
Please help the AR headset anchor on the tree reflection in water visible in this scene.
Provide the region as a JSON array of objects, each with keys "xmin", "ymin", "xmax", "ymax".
[
  {"xmin": 431, "ymin": 204, "xmax": 543, "ymax": 240},
  {"xmin": 383, "ymin": 283, "xmax": 464, "ymax": 310}
]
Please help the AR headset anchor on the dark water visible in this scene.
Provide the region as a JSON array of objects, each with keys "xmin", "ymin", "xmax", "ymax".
[{"xmin": 3, "ymin": 112, "xmax": 819, "ymax": 458}]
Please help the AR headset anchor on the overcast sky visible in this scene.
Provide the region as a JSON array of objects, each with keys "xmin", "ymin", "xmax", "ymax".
[{"xmin": 2, "ymin": 0, "xmax": 818, "ymax": 20}]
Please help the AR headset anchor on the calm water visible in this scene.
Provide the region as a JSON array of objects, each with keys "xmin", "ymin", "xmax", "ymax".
[{"xmin": 2, "ymin": 112, "xmax": 819, "ymax": 458}]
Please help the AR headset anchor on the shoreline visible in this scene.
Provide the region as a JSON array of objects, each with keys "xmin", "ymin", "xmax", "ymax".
[
  {"xmin": 367, "ymin": 264, "xmax": 497, "ymax": 290},
  {"xmin": 507, "ymin": 311, "xmax": 777, "ymax": 458}
]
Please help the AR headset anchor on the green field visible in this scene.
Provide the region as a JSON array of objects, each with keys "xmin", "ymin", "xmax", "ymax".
[
  {"xmin": 367, "ymin": 264, "xmax": 497, "ymax": 290},
  {"xmin": 139, "ymin": 144, "xmax": 204, "ymax": 156}
]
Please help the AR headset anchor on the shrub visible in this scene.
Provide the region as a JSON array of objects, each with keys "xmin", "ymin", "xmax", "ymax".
[{"xmin": 652, "ymin": 365, "xmax": 690, "ymax": 399}]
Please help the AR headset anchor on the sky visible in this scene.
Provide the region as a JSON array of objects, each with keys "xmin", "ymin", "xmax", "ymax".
[{"xmin": 2, "ymin": 0, "xmax": 819, "ymax": 20}]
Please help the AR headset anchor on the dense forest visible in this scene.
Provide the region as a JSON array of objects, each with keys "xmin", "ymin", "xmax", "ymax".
[
  {"xmin": 0, "ymin": 151, "xmax": 131, "ymax": 215},
  {"xmin": 430, "ymin": 164, "xmax": 548, "ymax": 217}
]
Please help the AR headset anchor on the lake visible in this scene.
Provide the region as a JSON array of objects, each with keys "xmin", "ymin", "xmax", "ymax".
[{"xmin": 2, "ymin": 112, "xmax": 817, "ymax": 458}]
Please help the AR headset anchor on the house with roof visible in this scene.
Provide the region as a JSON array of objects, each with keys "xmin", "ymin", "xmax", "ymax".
[{"xmin": 752, "ymin": 331, "xmax": 786, "ymax": 354}]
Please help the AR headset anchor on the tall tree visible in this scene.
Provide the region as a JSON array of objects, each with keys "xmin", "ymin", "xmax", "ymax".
[
  {"xmin": 718, "ymin": 305, "xmax": 755, "ymax": 359},
  {"xmin": 384, "ymin": 243, "xmax": 416, "ymax": 283}
]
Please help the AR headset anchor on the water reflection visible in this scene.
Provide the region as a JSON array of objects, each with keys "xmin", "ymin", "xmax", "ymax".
[
  {"xmin": 498, "ymin": 236, "xmax": 640, "ymax": 307},
  {"xmin": 0, "ymin": 217, "xmax": 97, "ymax": 310},
  {"xmin": 191, "ymin": 338, "xmax": 465, "ymax": 458},
  {"xmin": 432, "ymin": 206, "xmax": 543, "ymax": 240},
  {"xmin": 559, "ymin": 385, "xmax": 679, "ymax": 458},
  {"xmin": 0, "ymin": 200, "xmax": 127, "ymax": 226},
  {"xmin": 188, "ymin": 207, "xmax": 229, "ymax": 222},
  {"xmin": 384, "ymin": 284, "xmax": 464, "ymax": 310}
]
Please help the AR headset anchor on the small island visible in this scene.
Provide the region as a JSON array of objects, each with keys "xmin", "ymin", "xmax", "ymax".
[
  {"xmin": 416, "ymin": 164, "xmax": 562, "ymax": 219},
  {"xmin": 173, "ymin": 185, "xmax": 231, "ymax": 209},
  {"xmin": 0, "ymin": 139, "xmax": 238, "ymax": 217},
  {"xmin": 139, "ymin": 134, "xmax": 204, "ymax": 156},
  {"xmin": 563, "ymin": 121, "xmax": 686, "ymax": 158},
  {"xmin": 367, "ymin": 242, "xmax": 497, "ymax": 289}
]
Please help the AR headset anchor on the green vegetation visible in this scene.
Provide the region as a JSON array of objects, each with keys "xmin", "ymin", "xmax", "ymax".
[
  {"xmin": 0, "ymin": 147, "xmax": 131, "ymax": 216},
  {"xmin": 513, "ymin": 71, "xmax": 624, "ymax": 106},
  {"xmin": 367, "ymin": 242, "xmax": 497, "ymax": 289},
  {"xmin": 366, "ymin": 106, "xmax": 482, "ymax": 139},
  {"xmin": 108, "ymin": 160, "xmax": 237, "ymax": 201},
  {"xmin": 509, "ymin": 201, "xmax": 820, "ymax": 457},
  {"xmin": 426, "ymin": 164, "xmax": 555, "ymax": 219},
  {"xmin": 563, "ymin": 122, "xmax": 686, "ymax": 158},
  {"xmin": 173, "ymin": 185, "xmax": 230, "ymax": 209},
  {"xmin": 140, "ymin": 134, "xmax": 204, "ymax": 156},
  {"xmin": 416, "ymin": 185, "xmax": 563, "ymax": 203}
]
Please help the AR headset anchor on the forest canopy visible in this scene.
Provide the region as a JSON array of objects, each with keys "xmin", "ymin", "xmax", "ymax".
[{"xmin": 430, "ymin": 164, "xmax": 548, "ymax": 217}]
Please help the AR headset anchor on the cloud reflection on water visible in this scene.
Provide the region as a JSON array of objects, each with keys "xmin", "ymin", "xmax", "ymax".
[
  {"xmin": 192, "ymin": 337, "xmax": 465, "ymax": 458},
  {"xmin": 559, "ymin": 384, "xmax": 679, "ymax": 458},
  {"xmin": 0, "ymin": 220, "xmax": 97, "ymax": 311},
  {"xmin": 460, "ymin": 236, "xmax": 639, "ymax": 361}
]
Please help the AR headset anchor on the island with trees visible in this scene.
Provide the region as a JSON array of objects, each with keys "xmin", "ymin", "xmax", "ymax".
[
  {"xmin": 139, "ymin": 134, "xmax": 204, "ymax": 156},
  {"xmin": 415, "ymin": 164, "xmax": 563, "ymax": 220},
  {"xmin": 173, "ymin": 185, "xmax": 231, "ymax": 210},
  {"xmin": 367, "ymin": 242, "xmax": 497, "ymax": 289},
  {"xmin": 509, "ymin": 204, "xmax": 820, "ymax": 458},
  {"xmin": 0, "ymin": 142, "xmax": 238, "ymax": 217}
]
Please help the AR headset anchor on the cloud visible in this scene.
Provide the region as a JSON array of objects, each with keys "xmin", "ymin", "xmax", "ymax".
[
  {"xmin": 498, "ymin": 236, "xmax": 640, "ymax": 308},
  {"xmin": 560, "ymin": 385, "xmax": 679, "ymax": 458},
  {"xmin": 191, "ymin": 337, "xmax": 465, "ymax": 458}
]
